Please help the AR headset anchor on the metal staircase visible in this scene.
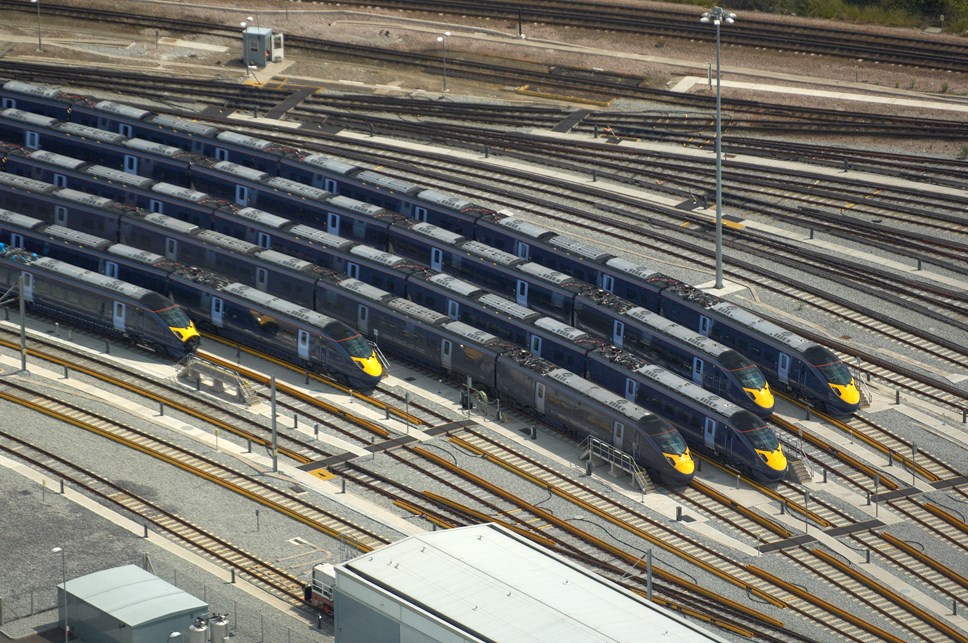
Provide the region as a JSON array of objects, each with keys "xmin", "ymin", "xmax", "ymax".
[{"xmin": 579, "ymin": 435, "xmax": 654, "ymax": 493}]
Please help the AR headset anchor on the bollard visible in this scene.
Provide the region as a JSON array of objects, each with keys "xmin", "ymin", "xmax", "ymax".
[
  {"xmin": 60, "ymin": 479, "xmax": 64, "ymax": 494},
  {"xmin": 143, "ymin": 522, "xmax": 149, "ymax": 538},
  {"xmin": 63, "ymin": 365, "xmax": 68, "ymax": 379},
  {"xmin": 368, "ymin": 123, "xmax": 375, "ymax": 137},
  {"xmin": 954, "ymin": 599, "xmax": 958, "ymax": 616},
  {"xmin": 866, "ymin": 491, "xmax": 871, "ymax": 506},
  {"xmin": 341, "ymin": 478, "xmax": 346, "ymax": 494},
  {"xmin": 305, "ymin": 371, "xmax": 310, "ymax": 385},
  {"xmin": 385, "ymin": 406, "xmax": 390, "ymax": 420},
  {"xmin": 159, "ymin": 402, "xmax": 164, "ymax": 417},
  {"xmin": 104, "ymin": 340, "xmax": 110, "ymax": 354},
  {"xmin": 593, "ymin": 124, "xmax": 598, "ymax": 138},
  {"xmin": 231, "ymin": 569, "xmax": 236, "ymax": 584},
  {"xmin": 805, "ymin": 405, "xmax": 810, "ymax": 420},
  {"xmin": 314, "ymin": 423, "xmax": 320, "ymax": 439},
  {"xmin": 585, "ymin": 461, "xmax": 592, "ymax": 476},
  {"xmin": 196, "ymin": 376, "xmax": 201, "ymax": 392},
  {"xmin": 592, "ymin": 169, "xmax": 597, "ymax": 182},
  {"xmin": 917, "ymin": 258, "xmax": 922, "ymax": 271},
  {"xmin": 293, "ymin": 414, "xmax": 298, "ymax": 428},
  {"xmin": 780, "ymin": 501, "xmax": 786, "ymax": 515},
  {"xmin": 483, "ymin": 143, "xmax": 489, "ymax": 158},
  {"xmin": 888, "ymin": 451, "xmax": 894, "ymax": 466},
  {"xmin": 246, "ymin": 439, "xmax": 251, "ymax": 453},
  {"xmin": 676, "ymin": 506, "xmax": 682, "ymax": 522},
  {"xmin": 822, "ymin": 469, "xmax": 827, "ymax": 483},
  {"xmin": 531, "ymin": 425, "xmax": 537, "ymax": 440},
  {"xmin": 867, "ymin": 371, "xmax": 871, "ymax": 383},
  {"xmin": 895, "ymin": 389, "xmax": 900, "ymax": 404},
  {"xmin": 735, "ymin": 474, "xmax": 740, "ymax": 489},
  {"xmin": 809, "ymin": 228, "xmax": 814, "ymax": 240},
  {"xmin": 865, "ymin": 549, "xmax": 871, "ymax": 564}
]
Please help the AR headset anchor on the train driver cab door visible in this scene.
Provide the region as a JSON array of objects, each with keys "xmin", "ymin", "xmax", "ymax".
[
  {"xmin": 624, "ymin": 378, "xmax": 637, "ymax": 402},
  {"xmin": 440, "ymin": 338, "xmax": 452, "ymax": 370},
  {"xmin": 516, "ymin": 280, "xmax": 529, "ymax": 307},
  {"xmin": 356, "ymin": 304, "xmax": 369, "ymax": 334},
  {"xmin": 612, "ymin": 421, "xmax": 625, "ymax": 449},
  {"xmin": 112, "ymin": 301, "xmax": 126, "ymax": 332},
  {"xmin": 777, "ymin": 352, "xmax": 791, "ymax": 385},
  {"xmin": 326, "ymin": 212, "xmax": 340, "ymax": 236},
  {"xmin": 211, "ymin": 297, "xmax": 224, "ymax": 327},
  {"xmin": 534, "ymin": 381, "xmax": 546, "ymax": 414},
  {"xmin": 297, "ymin": 329, "xmax": 310, "ymax": 361},
  {"xmin": 514, "ymin": 240, "xmax": 530, "ymax": 261},
  {"xmin": 704, "ymin": 417, "xmax": 716, "ymax": 450},
  {"xmin": 692, "ymin": 357, "xmax": 704, "ymax": 385},
  {"xmin": 698, "ymin": 315, "xmax": 712, "ymax": 337},
  {"xmin": 529, "ymin": 334, "xmax": 542, "ymax": 357},
  {"xmin": 612, "ymin": 319, "xmax": 625, "ymax": 349}
]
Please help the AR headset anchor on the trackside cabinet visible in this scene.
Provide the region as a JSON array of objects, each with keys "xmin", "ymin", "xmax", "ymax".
[{"xmin": 242, "ymin": 27, "xmax": 284, "ymax": 68}]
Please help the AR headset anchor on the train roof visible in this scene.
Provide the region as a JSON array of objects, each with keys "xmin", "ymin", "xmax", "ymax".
[
  {"xmin": 213, "ymin": 161, "xmax": 269, "ymax": 182},
  {"xmin": 548, "ymin": 235, "xmax": 616, "ymax": 262},
  {"xmin": 58, "ymin": 122, "xmax": 127, "ymax": 144},
  {"xmin": 299, "ymin": 153, "xmax": 358, "ymax": 175},
  {"xmin": 634, "ymin": 363, "xmax": 742, "ymax": 418},
  {"xmin": 408, "ymin": 221, "xmax": 463, "ymax": 243},
  {"xmin": 387, "ymin": 297, "xmax": 451, "ymax": 325},
  {"xmin": 148, "ymin": 113, "xmax": 221, "ymax": 137},
  {"xmin": 440, "ymin": 319, "xmax": 508, "ymax": 347},
  {"xmin": 355, "ymin": 170, "xmax": 421, "ymax": 195},
  {"xmin": 547, "ymin": 369, "xmax": 653, "ymax": 421},
  {"xmin": 605, "ymin": 256, "xmax": 662, "ymax": 280},
  {"xmin": 221, "ymin": 282, "xmax": 338, "ymax": 327},
  {"xmin": 533, "ymin": 317, "xmax": 591, "ymax": 341},
  {"xmin": 625, "ymin": 307, "xmax": 731, "ymax": 358},
  {"xmin": 1, "ymin": 108, "xmax": 59, "ymax": 127},
  {"xmin": 195, "ymin": 230, "xmax": 260, "ymax": 255},
  {"xmin": 493, "ymin": 215, "xmax": 556, "ymax": 240},
  {"xmin": 478, "ymin": 292, "xmax": 541, "ymax": 320},
  {"xmin": 427, "ymin": 273, "xmax": 486, "ymax": 298},
  {"xmin": 108, "ymin": 244, "xmax": 169, "ymax": 266},
  {"xmin": 238, "ymin": 207, "xmax": 290, "ymax": 229},
  {"xmin": 518, "ymin": 262, "xmax": 583, "ymax": 287},
  {"xmin": 28, "ymin": 149, "xmax": 86, "ymax": 170},
  {"xmin": 709, "ymin": 301, "xmax": 814, "ymax": 353},
  {"xmin": 0, "ymin": 172, "xmax": 59, "ymax": 195},
  {"xmin": 93, "ymin": 100, "xmax": 152, "ymax": 121},
  {"xmin": 3, "ymin": 80, "xmax": 64, "ymax": 99},
  {"xmin": 27, "ymin": 255, "xmax": 154, "ymax": 300},
  {"xmin": 151, "ymin": 182, "xmax": 211, "ymax": 203},
  {"xmin": 336, "ymin": 277, "xmax": 395, "ymax": 304},
  {"xmin": 460, "ymin": 240, "xmax": 520, "ymax": 266},
  {"xmin": 289, "ymin": 224, "xmax": 353, "ymax": 249},
  {"xmin": 122, "ymin": 138, "xmax": 185, "ymax": 157},
  {"xmin": 349, "ymin": 244, "xmax": 411, "ymax": 268},
  {"xmin": 86, "ymin": 165, "xmax": 156, "ymax": 189},
  {"xmin": 215, "ymin": 130, "xmax": 275, "ymax": 150},
  {"xmin": 329, "ymin": 195, "xmax": 389, "ymax": 217},
  {"xmin": 143, "ymin": 212, "xmax": 201, "ymax": 235},
  {"xmin": 45, "ymin": 225, "xmax": 112, "ymax": 250},
  {"xmin": 57, "ymin": 188, "xmax": 116, "ymax": 209},
  {"xmin": 265, "ymin": 176, "xmax": 331, "ymax": 200},
  {"xmin": 0, "ymin": 209, "xmax": 45, "ymax": 230},
  {"xmin": 255, "ymin": 248, "xmax": 315, "ymax": 272},
  {"xmin": 415, "ymin": 189, "xmax": 475, "ymax": 211}
]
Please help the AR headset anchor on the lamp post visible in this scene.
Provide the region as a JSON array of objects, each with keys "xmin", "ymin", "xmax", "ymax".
[
  {"xmin": 436, "ymin": 32, "xmax": 451, "ymax": 93},
  {"xmin": 52, "ymin": 546, "xmax": 67, "ymax": 642},
  {"xmin": 700, "ymin": 7, "xmax": 735, "ymax": 290},
  {"xmin": 30, "ymin": 0, "xmax": 42, "ymax": 52}
]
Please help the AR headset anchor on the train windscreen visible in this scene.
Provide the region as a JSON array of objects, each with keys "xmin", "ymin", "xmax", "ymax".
[
  {"xmin": 803, "ymin": 345, "xmax": 852, "ymax": 385},
  {"xmin": 733, "ymin": 413, "xmax": 779, "ymax": 451},
  {"xmin": 720, "ymin": 350, "xmax": 767, "ymax": 388}
]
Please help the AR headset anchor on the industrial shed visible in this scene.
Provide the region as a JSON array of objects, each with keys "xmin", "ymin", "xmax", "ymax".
[
  {"xmin": 56, "ymin": 564, "xmax": 207, "ymax": 643},
  {"xmin": 332, "ymin": 523, "xmax": 728, "ymax": 643}
]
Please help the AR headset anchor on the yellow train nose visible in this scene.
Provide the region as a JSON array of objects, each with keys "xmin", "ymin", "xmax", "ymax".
[
  {"xmin": 746, "ymin": 383, "xmax": 775, "ymax": 411},
  {"xmin": 833, "ymin": 381, "xmax": 860, "ymax": 405},
  {"xmin": 355, "ymin": 354, "xmax": 383, "ymax": 379},
  {"xmin": 758, "ymin": 444, "xmax": 788, "ymax": 472},
  {"xmin": 670, "ymin": 448, "xmax": 696, "ymax": 476}
]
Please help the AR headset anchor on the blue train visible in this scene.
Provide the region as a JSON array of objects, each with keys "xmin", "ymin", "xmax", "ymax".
[
  {"xmin": 0, "ymin": 206, "xmax": 782, "ymax": 481},
  {"xmin": 0, "ymin": 215, "xmax": 693, "ymax": 485},
  {"xmin": 0, "ymin": 83, "xmax": 859, "ymax": 416},
  {"xmin": 0, "ymin": 246, "xmax": 198, "ymax": 357},
  {"xmin": 0, "ymin": 141, "xmax": 775, "ymax": 420}
]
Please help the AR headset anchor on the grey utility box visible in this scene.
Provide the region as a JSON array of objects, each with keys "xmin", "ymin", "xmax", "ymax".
[{"xmin": 242, "ymin": 27, "xmax": 284, "ymax": 68}]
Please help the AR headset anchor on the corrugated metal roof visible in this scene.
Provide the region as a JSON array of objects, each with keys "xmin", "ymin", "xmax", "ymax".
[
  {"xmin": 63, "ymin": 565, "xmax": 206, "ymax": 627},
  {"xmin": 341, "ymin": 524, "xmax": 727, "ymax": 642}
]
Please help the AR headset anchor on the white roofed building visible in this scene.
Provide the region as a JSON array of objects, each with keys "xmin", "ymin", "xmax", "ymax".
[{"xmin": 331, "ymin": 523, "xmax": 728, "ymax": 642}]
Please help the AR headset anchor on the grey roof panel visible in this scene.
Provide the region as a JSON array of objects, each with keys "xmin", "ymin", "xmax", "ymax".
[
  {"xmin": 149, "ymin": 114, "xmax": 221, "ymax": 137},
  {"xmin": 460, "ymin": 241, "xmax": 518, "ymax": 265},
  {"xmin": 58, "ymin": 122, "xmax": 126, "ymax": 144},
  {"xmin": 151, "ymin": 182, "xmax": 210, "ymax": 202},
  {"xmin": 213, "ymin": 161, "xmax": 268, "ymax": 182},
  {"xmin": 415, "ymin": 189, "xmax": 472, "ymax": 210},
  {"xmin": 412, "ymin": 222, "xmax": 464, "ymax": 244},
  {"xmin": 57, "ymin": 189, "xmax": 115, "ymax": 209},
  {"xmin": 290, "ymin": 224, "xmax": 353, "ymax": 248},
  {"xmin": 0, "ymin": 173, "xmax": 56, "ymax": 194},
  {"xmin": 45, "ymin": 225, "xmax": 112, "ymax": 249},
  {"xmin": 238, "ymin": 207, "xmax": 290, "ymax": 228},
  {"xmin": 548, "ymin": 235, "xmax": 614, "ymax": 262},
  {"xmin": 329, "ymin": 195, "xmax": 387, "ymax": 216},
  {"xmin": 143, "ymin": 212, "xmax": 201, "ymax": 235},
  {"xmin": 517, "ymin": 262, "xmax": 575, "ymax": 285},
  {"xmin": 195, "ymin": 230, "xmax": 259, "ymax": 254},
  {"xmin": 709, "ymin": 301, "xmax": 814, "ymax": 353},
  {"xmin": 4, "ymin": 81, "xmax": 63, "ymax": 99},
  {"xmin": 388, "ymin": 297, "xmax": 449, "ymax": 324},
  {"xmin": 123, "ymin": 138, "xmax": 184, "ymax": 157},
  {"xmin": 356, "ymin": 170, "xmax": 420, "ymax": 195},
  {"xmin": 108, "ymin": 245, "xmax": 166, "ymax": 265},
  {"xmin": 624, "ymin": 307, "xmax": 729, "ymax": 358},
  {"xmin": 533, "ymin": 317, "xmax": 589, "ymax": 341},
  {"xmin": 349, "ymin": 245, "xmax": 407, "ymax": 267},
  {"xmin": 429, "ymin": 273, "xmax": 486, "ymax": 298},
  {"xmin": 266, "ymin": 177, "xmax": 331, "ymax": 200},
  {"xmin": 478, "ymin": 293, "xmax": 538, "ymax": 320},
  {"xmin": 28, "ymin": 150, "xmax": 86, "ymax": 170},
  {"xmin": 0, "ymin": 209, "xmax": 44, "ymax": 229},
  {"xmin": 257, "ymin": 249, "xmax": 314, "ymax": 272},
  {"xmin": 93, "ymin": 101, "xmax": 151, "ymax": 120},
  {"xmin": 300, "ymin": 154, "xmax": 358, "ymax": 175},
  {"xmin": 494, "ymin": 215, "xmax": 553, "ymax": 240},
  {"xmin": 85, "ymin": 165, "xmax": 156, "ymax": 188},
  {"xmin": 216, "ymin": 130, "xmax": 274, "ymax": 150},
  {"xmin": 2, "ymin": 108, "xmax": 58, "ymax": 127},
  {"xmin": 605, "ymin": 256, "xmax": 660, "ymax": 280}
]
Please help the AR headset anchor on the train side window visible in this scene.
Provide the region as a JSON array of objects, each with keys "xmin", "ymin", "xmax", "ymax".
[
  {"xmin": 414, "ymin": 206, "xmax": 428, "ymax": 223},
  {"xmin": 215, "ymin": 148, "xmax": 229, "ymax": 162},
  {"xmin": 53, "ymin": 174, "xmax": 67, "ymax": 189},
  {"xmin": 256, "ymin": 232, "xmax": 271, "ymax": 249},
  {"xmin": 123, "ymin": 155, "xmax": 138, "ymax": 174},
  {"xmin": 25, "ymin": 131, "xmax": 39, "ymax": 149},
  {"xmin": 54, "ymin": 206, "xmax": 67, "ymax": 226}
]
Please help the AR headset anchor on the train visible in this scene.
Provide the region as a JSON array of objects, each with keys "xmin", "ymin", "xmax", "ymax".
[
  {"xmin": 0, "ymin": 84, "xmax": 859, "ymax": 416},
  {"xmin": 0, "ymin": 179, "xmax": 786, "ymax": 481},
  {"xmin": 0, "ymin": 246, "xmax": 198, "ymax": 357},
  {"xmin": 0, "ymin": 210, "xmax": 693, "ymax": 485},
  {"xmin": 0, "ymin": 140, "xmax": 775, "ymax": 420}
]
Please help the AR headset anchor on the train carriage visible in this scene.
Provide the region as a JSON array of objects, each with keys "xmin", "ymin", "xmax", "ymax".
[{"xmin": 0, "ymin": 247, "xmax": 198, "ymax": 357}]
